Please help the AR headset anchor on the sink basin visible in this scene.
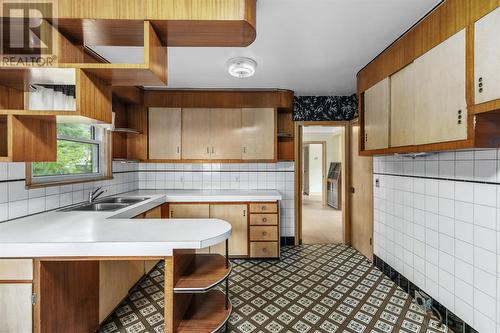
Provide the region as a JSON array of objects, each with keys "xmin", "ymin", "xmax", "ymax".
[
  {"xmin": 99, "ymin": 197, "xmax": 150, "ymax": 204},
  {"xmin": 63, "ymin": 203, "xmax": 129, "ymax": 212}
]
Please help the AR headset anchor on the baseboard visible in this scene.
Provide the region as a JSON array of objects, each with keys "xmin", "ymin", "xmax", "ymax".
[{"xmin": 280, "ymin": 236, "xmax": 295, "ymax": 246}]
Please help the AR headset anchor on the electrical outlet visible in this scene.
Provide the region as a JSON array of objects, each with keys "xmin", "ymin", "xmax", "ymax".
[{"xmin": 414, "ymin": 290, "xmax": 432, "ymax": 312}]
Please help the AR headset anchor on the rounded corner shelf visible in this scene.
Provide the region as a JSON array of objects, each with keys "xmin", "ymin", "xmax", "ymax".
[{"xmin": 174, "ymin": 254, "xmax": 232, "ymax": 293}]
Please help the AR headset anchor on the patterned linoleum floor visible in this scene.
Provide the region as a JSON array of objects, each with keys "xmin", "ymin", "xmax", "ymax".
[{"xmin": 98, "ymin": 244, "xmax": 451, "ymax": 333}]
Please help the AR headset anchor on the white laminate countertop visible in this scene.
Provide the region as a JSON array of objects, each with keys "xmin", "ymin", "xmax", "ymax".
[{"xmin": 0, "ymin": 190, "xmax": 281, "ymax": 258}]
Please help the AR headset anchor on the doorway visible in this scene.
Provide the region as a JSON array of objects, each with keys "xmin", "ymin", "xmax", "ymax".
[{"xmin": 298, "ymin": 125, "xmax": 346, "ymax": 244}]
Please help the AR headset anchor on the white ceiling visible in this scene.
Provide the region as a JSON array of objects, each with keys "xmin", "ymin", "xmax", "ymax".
[{"xmin": 91, "ymin": 0, "xmax": 442, "ymax": 96}]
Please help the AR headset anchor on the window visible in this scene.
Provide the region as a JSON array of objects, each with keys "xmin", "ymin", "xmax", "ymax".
[{"xmin": 31, "ymin": 124, "xmax": 109, "ymax": 184}]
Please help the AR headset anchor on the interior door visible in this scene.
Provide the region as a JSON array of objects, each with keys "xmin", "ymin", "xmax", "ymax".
[
  {"xmin": 475, "ymin": 7, "xmax": 500, "ymax": 104},
  {"xmin": 209, "ymin": 108, "xmax": 242, "ymax": 159},
  {"xmin": 364, "ymin": 77, "xmax": 390, "ymax": 150},
  {"xmin": 209, "ymin": 204, "xmax": 248, "ymax": 256},
  {"xmin": 302, "ymin": 144, "xmax": 310, "ymax": 195},
  {"xmin": 182, "ymin": 108, "xmax": 211, "ymax": 159},
  {"xmin": 350, "ymin": 123, "xmax": 373, "ymax": 260},
  {"xmin": 390, "ymin": 63, "xmax": 415, "ymax": 147},
  {"xmin": 148, "ymin": 107, "xmax": 181, "ymax": 159},
  {"xmin": 414, "ymin": 29, "xmax": 467, "ymax": 144},
  {"xmin": 241, "ymin": 108, "xmax": 276, "ymax": 160}
]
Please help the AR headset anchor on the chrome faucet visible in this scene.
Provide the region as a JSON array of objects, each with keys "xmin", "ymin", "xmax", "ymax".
[{"xmin": 89, "ymin": 187, "xmax": 106, "ymax": 203}]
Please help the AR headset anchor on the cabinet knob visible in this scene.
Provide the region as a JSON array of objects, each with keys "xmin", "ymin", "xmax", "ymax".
[
  {"xmin": 479, "ymin": 77, "xmax": 483, "ymax": 82},
  {"xmin": 262, "ymin": 231, "xmax": 268, "ymax": 236},
  {"xmin": 262, "ymin": 206, "xmax": 267, "ymax": 211},
  {"xmin": 262, "ymin": 217, "xmax": 267, "ymax": 223},
  {"xmin": 262, "ymin": 247, "xmax": 268, "ymax": 253}
]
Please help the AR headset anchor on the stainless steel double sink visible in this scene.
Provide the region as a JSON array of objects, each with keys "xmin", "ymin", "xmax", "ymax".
[{"xmin": 60, "ymin": 197, "xmax": 150, "ymax": 212}]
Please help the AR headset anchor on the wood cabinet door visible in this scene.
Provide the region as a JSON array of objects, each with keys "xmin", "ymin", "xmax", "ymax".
[
  {"xmin": 349, "ymin": 123, "xmax": 373, "ymax": 260},
  {"xmin": 475, "ymin": 7, "xmax": 500, "ymax": 105},
  {"xmin": 209, "ymin": 108, "xmax": 242, "ymax": 160},
  {"xmin": 0, "ymin": 283, "xmax": 32, "ymax": 333},
  {"xmin": 241, "ymin": 108, "xmax": 276, "ymax": 160},
  {"xmin": 390, "ymin": 63, "xmax": 415, "ymax": 147},
  {"xmin": 364, "ymin": 77, "xmax": 390, "ymax": 150},
  {"xmin": 148, "ymin": 107, "xmax": 181, "ymax": 160},
  {"xmin": 143, "ymin": 206, "xmax": 162, "ymax": 218},
  {"xmin": 209, "ymin": 204, "xmax": 248, "ymax": 256},
  {"xmin": 168, "ymin": 204, "xmax": 210, "ymax": 219},
  {"xmin": 414, "ymin": 29, "xmax": 467, "ymax": 144},
  {"xmin": 182, "ymin": 108, "xmax": 211, "ymax": 159},
  {"xmin": 99, "ymin": 261, "xmax": 145, "ymax": 323}
]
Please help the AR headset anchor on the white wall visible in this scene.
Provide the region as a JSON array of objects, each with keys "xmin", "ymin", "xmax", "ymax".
[
  {"xmin": 0, "ymin": 161, "xmax": 139, "ymax": 221},
  {"xmin": 373, "ymin": 149, "xmax": 500, "ymax": 333},
  {"xmin": 138, "ymin": 162, "xmax": 295, "ymax": 237},
  {"xmin": 308, "ymin": 144, "xmax": 323, "ymax": 193}
]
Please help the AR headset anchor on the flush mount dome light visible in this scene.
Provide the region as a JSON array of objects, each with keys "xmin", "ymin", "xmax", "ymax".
[{"xmin": 227, "ymin": 57, "xmax": 257, "ymax": 78}]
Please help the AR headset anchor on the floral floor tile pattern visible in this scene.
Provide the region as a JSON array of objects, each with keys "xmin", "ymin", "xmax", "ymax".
[{"xmin": 98, "ymin": 244, "xmax": 451, "ymax": 333}]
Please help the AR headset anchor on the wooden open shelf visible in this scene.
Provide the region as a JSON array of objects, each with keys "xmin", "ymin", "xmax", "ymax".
[
  {"xmin": 175, "ymin": 290, "xmax": 232, "ymax": 333},
  {"xmin": 277, "ymin": 112, "xmax": 295, "ymax": 161},
  {"xmin": 174, "ymin": 254, "xmax": 231, "ymax": 293}
]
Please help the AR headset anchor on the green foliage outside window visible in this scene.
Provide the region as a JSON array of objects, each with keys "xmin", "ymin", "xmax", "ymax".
[{"xmin": 33, "ymin": 124, "xmax": 99, "ymax": 177}]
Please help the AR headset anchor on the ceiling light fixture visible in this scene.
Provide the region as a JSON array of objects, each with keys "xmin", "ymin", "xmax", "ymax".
[{"xmin": 227, "ymin": 57, "xmax": 257, "ymax": 78}]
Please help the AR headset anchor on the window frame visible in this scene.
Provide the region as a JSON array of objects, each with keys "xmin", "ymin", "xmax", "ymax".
[{"xmin": 26, "ymin": 126, "xmax": 112, "ymax": 188}]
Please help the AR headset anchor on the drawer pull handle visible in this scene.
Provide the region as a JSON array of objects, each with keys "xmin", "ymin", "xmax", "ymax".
[
  {"xmin": 262, "ymin": 206, "xmax": 267, "ymax": 211},
  {"xmin": 262, "ymin": 248, "xmax": 268, "ymax": 252},
  {"xmin": 262, "ymin": 231, "xmax": 267, "ymax": 236},
  {"xmin": 262, "ymin": 217, "xmax": 267, "ymax": 222}
]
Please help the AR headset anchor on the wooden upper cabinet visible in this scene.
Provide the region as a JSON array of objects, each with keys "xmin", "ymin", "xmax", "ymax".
[
  {"xmin": 390, "ymin": 63, "xmax": 415, "ymax": 147},
  {"xmin": 475, "ymin": 7, "xmax": 500, "ymax": 105},
  {"xmin": 148, "ymin": 108, "xmax": 181, "ymax": 160},
  {"xmin": 209, "ymin": 108, "xmax": 242, "ymax": 160},
  {"xmin": 182, "ymin": 108, "xmax": 211, "ymax": 160},
  {"xmin": 364, "ymin": 77, "xmax": 390, "ymax": 150},
  {"xmin": 242, "ymin": 108, "xmax": 276, "ymax": 160},
  {"xmin": 210, "ymin": 204, "xmax": 248, "ymax": 256},
  {"xmin": 414, "ymin": 29, "xmax": 467, "ymax": 145}
]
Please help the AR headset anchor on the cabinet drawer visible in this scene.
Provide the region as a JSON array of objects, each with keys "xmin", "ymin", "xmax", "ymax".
[
  {"xmin": 250, "ymin": 242, "xmax": 278, "ymax": 258},
  {"xmin": 249, "ymin": 203, "xmax": 277, "ymax": 213},
  {"xmin": 0, "ymin": 259, "xmax": 33, "ymax": 280},
  {"xmin": 250, "ymin": 226, "xmax": 278, "ymax": 241},
  {"xmin": 250, "ymin": 214, "xmax": 278, "ymax": 226}
]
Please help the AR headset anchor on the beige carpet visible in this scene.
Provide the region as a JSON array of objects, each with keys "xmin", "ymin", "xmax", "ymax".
[{"xmin": 302, "ymin": 194, "xmax": 343, "ymax": 244}]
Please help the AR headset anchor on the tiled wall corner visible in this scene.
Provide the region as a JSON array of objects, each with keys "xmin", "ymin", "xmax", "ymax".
[
  {"xmin": 0, "ymin": 161, "xmax": 139, "ymax": 222},
  {"xmin": 137, "ymin": 162, "xmax": 295, "ymax": 237},
  {"xmin": 373, "ymin": 149, "xmax": 500, "ymax": 333}
]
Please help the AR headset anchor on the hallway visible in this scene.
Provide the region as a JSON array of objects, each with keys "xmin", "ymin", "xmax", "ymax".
[{"xmin": 302, "ymin": 194, "xmax": 343, "ymax": 244}]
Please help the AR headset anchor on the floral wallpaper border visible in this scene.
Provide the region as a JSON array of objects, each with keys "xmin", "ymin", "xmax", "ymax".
[{"xmin": 294, "ymin": 94, "xmax": 358, "ymax": 121}]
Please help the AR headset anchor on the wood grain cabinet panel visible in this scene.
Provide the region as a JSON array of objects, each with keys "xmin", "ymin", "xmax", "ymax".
[
  {"xmin": 249, "ymin": 214, "xmax": 278, "ymax": 226},
  {"xmin": 249, "ymin": 203, "xmax": 278, "ymax": 213},
  {"xmin": 364, "ymin": 77, "xmax": 390, "ymax": 150},
  {"xmin": 0, "ymin": 259, "xmax": 33, "ymax": 280},
  {"xmin": 148, "ymin": 107, "xmax": 181, "ymax": 160},
  {"xmin": 475, "ymin": 7, "xmax": 500, "ymax": 105},
  {"xmin": 390, "ymin": 63, "xmax": 415, "ymax": 147},
  {"xmin": 249, "ymin": 226, "xmax": 278, "ymax": 241},
  {"xmin": 414, "ymin": 29, "xmax": 467, "ymax": 145},
  {"xmin": 99, "ymin": 261, "xmax": 145, "ymax": 323},
  {"xmin": 241, "ymin": 108, "xmax": 275, "ymax": 160},
  {"xmin": 182, "ymin": 108, "xmax": 211, "ymax": 159},
  {"xmin": 209, "ymin": 108, "xmax": 242, "ymax": 160},
  {"xmin": 0, "ymin": 284, "xmax": 32, "ymax": 333},
  {"xmin": 249, "ymin": 242, "xmax": 278, "ymax": 258},
  {"xmin": 209, "ymin": 204, "xmax": 248, "ymax": 256},
  {"xmin": 168, "ymin": 204, "xmax": 210, "ymax": 219}
]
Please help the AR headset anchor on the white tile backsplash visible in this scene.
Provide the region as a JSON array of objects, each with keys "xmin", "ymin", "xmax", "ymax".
[
  {"xmin": 137, "ymin": 162, "xmax": 295, "ymax": 237},
  {"xmin": 374, "ymin": 149, "xmax": 500, "ymax": 332},
  {"xmin": 0, "ymin": 161, "xmax": 139, "ymax": 222}
]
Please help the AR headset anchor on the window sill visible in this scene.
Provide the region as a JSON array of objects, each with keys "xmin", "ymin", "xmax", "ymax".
[{"xmin": 26, "ymin": 176, "xmax": 114, "ymax": 189}]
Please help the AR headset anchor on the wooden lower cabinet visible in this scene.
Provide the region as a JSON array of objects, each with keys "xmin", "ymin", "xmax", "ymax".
[
  {"xmin": 0, "ymin": 283, "xmax": 33, "ymax": 333},
  {"xmin": 99, "ymin": 261, "xmax": 145, "ymax": 322},
  {"xmin": 168, "ymin": 202, "xmax": 280, "ymax": 258},
  {"xmin": 209, "ymin": 204, "xmax": 247, "ymax": 256}
]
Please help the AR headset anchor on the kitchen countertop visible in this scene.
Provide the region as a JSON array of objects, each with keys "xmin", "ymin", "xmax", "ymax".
[{"xmin": 0, "ymin": 190, "xmax": 281, "ymax": 258}]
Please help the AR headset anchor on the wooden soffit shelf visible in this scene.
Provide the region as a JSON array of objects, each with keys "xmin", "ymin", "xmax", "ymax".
[{"xmin": 52, "ymin": 0, "xmax": 256, "ymax": 47}]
